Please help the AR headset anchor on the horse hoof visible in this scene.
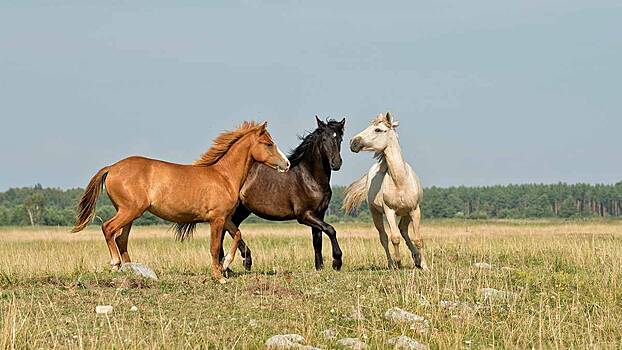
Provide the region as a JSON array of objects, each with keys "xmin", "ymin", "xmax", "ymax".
[
  {"xmin": 218, "ymin": 277, "xmax": 228, "ymax": 284},
  {"xmin": 332, "ymin": 260, "xmax": 342, "ymax": 271},
  {"xmin": 223, "ymin": 268, "xmax": 234, "ymax": 278},
  {"xmin": 110, "ymin": 264, "xmax": 121, "ymax": 272},
  {"xmin": 243, "ymin": 257, "xmax": 252, "ymax": 271},
  {"xmin": 416, "ymin": 263, "xmax": 430, "ymax": 271}
]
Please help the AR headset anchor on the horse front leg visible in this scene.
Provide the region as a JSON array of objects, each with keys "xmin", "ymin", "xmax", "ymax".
[
  {"xmin": 299, "ymin": 212, "xmax": 343, "ymax": 271},
  {"xmin": 209, "ymin": 218, "xmax": 226, "ymax": 283},
  {"xmin": 311, "ymin": 227, "xmax": 324, "ymax": 270}
]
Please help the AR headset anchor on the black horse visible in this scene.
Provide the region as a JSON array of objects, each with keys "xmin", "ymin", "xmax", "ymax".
[{"xmin": 221, "ymin": 116, "xmax": 345, "ymax": 271}]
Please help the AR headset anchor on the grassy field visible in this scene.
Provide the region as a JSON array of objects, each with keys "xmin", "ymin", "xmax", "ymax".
[{"xmin": 1, "ymin": 220, "xmax": 621, "ymax": 349}]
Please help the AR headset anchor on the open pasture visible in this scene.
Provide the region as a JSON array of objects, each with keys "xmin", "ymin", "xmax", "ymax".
[{"xmin": 1, "ymin": 220, "xmax": 621, "ymax": 349}]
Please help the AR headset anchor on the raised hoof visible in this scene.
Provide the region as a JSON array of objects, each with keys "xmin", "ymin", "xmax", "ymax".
[{"xmin": 332, "ymin": 259, "xmax": 343, "ymax": 271}]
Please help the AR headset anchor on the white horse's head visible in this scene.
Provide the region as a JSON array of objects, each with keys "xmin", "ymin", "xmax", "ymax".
[{"xmin": 349, "ymin": 112, "xmax": 399, "ymax": 153}]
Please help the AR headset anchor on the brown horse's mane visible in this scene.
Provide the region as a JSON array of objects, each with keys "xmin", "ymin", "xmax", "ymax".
[{"xmin": 193, "ymin": 121, "xmax": 263, "ymax": 167}]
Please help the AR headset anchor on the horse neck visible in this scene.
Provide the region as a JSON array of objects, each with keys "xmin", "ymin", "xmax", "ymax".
[
  {"xmin": 382, "ymin": 133, "xmax": 408, "ymax": 187},
  {"xmin": 212, "ymin": 135, "xmax": 254, "ymax": 191},
  {"xmin": 301, "ymin": 144, "xmax": 331, "ymax": 186}
]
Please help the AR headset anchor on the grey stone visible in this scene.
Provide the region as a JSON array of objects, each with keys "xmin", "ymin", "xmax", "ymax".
[
  {"xmin": 119, "ymin": 263, "xmax": 158, "ymax": 280},
  {"xmin": 479, "ymin": 288, "xmax": 515, "ymax": 301},
  {"xmin": 321, "ymin": 329, "xmax": 337, "ymax": 340},
  {"xmin": 385, "ymin": 308, "xmax": 429, "ymax": 333},
  {"xmin": 337, "ymin": 338, "xmax": 367, "ymax": 350},
  {"xmin": 439, "ymin": 300, "xmax": 478, "ymax": 313},
  {"xmin": 95, "ymin": 305, "xmax": 113, "ymax": 314},
  {"xmin": 265, "ymin": 334, "xmax": 320, "ymax": 350},
  {"xmin": 347, "ymin": 307, "xmax": 365, "ymax": 321},
  {"xmin": 388, "ymin": 336, "xmax": 429, "ymax": 350},
  {"xmin": 473, "ymin": 262, "xmax": 492, "ymax": 269}
]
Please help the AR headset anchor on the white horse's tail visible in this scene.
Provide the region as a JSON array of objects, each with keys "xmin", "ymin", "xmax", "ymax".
[{"xmin": 343, "ymin": 174, "xmax": 368, "ymax": 214}]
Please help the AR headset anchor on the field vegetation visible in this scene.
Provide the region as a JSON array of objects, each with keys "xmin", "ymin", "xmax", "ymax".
[{"xmin": 1, "ymin": 220, "xmax": 621, "ymax": 349}]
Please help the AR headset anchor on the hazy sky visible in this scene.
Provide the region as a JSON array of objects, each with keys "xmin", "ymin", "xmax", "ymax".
[{"xmin": 1, "ymin": 1, "xmax": 620, "ymax": 190}]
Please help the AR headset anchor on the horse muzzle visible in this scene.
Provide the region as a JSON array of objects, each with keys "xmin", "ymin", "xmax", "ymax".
[{"xmin": 350, "ymin": 138, "xmax": 363, "ymax": 153}]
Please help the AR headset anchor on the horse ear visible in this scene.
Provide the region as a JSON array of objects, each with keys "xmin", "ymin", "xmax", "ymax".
[
  {"xmin": 392, "ymin": 120, "xmax": 400, "ymax": 129},
  {"xmin": 315, "ymin": 115, "xmax": 326, "ymax": 129},
  {"xmin": 385, "ymin": 112, "xmax": 392, "ymax": 124},
  {"xmin": 339, "ymin": 117, "xmax": 346, "ymax": 129},
  {"xmin": 258, "ymin": 122, "xmax": 268, "ymax": 135}
]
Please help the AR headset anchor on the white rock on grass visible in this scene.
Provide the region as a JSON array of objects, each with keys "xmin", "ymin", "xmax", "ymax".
[
  {"xmin": 385, "ymin": 307, "xmax": 425, "ymax": 324},
  {"xmin": 337, "ymin": 338, "xmax": 367, "ymax": 350},
  {"xmin": 416, "ymin": 294, "xmax": 431, "ymax": 307},
  {"xmin": 248, "ymin": 319, "xmax": 258, "ymax": 328},
  {"xmin": 384, "ymin": 307, "xmax": 429, "ymax": 333},
  {"xmin": 388, "ymin": 336, "xmax": 429, "ymax": 350},
  {"xmin": 478, "ymin": 288, "xmax": 515, "ymax": 301},
  {"xmin": 119, "ymin": 263, "xmax": 158, "ymax": 280},
  {"xmin": 95, "ymin": 305, "xmax": 113, "ymax": 314},
  {"xmin": 265, "ymin": 334, "xmax": 320, "ymax": 350},
  {"xmin": 473, "ymin": 262, "xmax": 492, "ymax": 269},
  {"xmin": 321, "ymin": 329, "xmax": 337, "ymax": 340},
  {"xmin": 130, "ymin": 305, "xmax": 138, "ymax": 312},
  {"xmin": 347, "ymin": 307, "xmax": 365, "ymax": 321},
  {"xmin": 439, "ymin": 300, "xmax": 479, "ymax": 313}
]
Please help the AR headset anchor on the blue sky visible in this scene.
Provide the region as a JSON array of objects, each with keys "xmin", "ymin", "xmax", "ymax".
[{"xmin": 0, "ymin": 1, "xmax": 620, "ymax": 190}]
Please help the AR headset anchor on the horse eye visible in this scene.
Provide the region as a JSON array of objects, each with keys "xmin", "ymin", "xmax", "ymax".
[
  {"xmin": 375, "ymin": 128, "xmax": 382, "ymax": 133},
  {"xmin": 266, "ymin": 142, "xmax": 274, "ymax": 147}
]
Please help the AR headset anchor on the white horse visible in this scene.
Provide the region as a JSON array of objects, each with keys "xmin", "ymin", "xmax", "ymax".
[{"xmin": 344, "ymin": 112, "xmax": 428, "ymax": 270}]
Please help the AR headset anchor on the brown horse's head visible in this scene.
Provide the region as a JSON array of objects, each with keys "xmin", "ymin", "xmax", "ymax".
[{"xmin": 250, "ymin": 122, "xmax": 290, "ymax": 172}]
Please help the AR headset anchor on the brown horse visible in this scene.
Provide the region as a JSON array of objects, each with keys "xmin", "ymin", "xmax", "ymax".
[{"xmin": 71, "ymin": 121, "xmax": 290, "ymax": 282}]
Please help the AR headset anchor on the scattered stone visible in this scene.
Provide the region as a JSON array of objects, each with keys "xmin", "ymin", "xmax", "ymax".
[
  {"xmin": 337, "ymin": 338, "xmax": 367, "ymax": 350},
  {"xmin": 388, "ymin": 336, "xmax": 429, "ymax": 350},
  {"xmin": 95, "ymin": 305, "xmax": 113, "ymax": 314},
  {"xmin": 416, "ymin": 294, "xmax": 431, "ymax": 307},
  {"xmin": 248, "ymin": 319, "xmax": 258, "ymax": 328},
  {"xmin": 385, "ymin": 307, "xmax": 429, "ymax": 333},
  {"xmin": 347, "ymin": 307, "xmax": 365, "ymax": 321},
  {"xmin": 473, "ymin": 262, "xmax": 492, "ymax": 270},
  {"xmin": 130, "ymin": 305, "xmax": 138, "ymax": 312},
  {"xmin": 119, "ymin": 263, "xmax": 158, "ymax": 280},
  {"xmin": 439, "ymin": 300, "xmax": 478, "ymax": 313},
  {"xmin": 479, "ymin": 288, "xmax": 515, "ymax": 301},
  {"xmin": 321, "ymin": 329, "xmax": 337, "ymax": 340},
  {"xmin": 265, "ymin": 334, "xmax": 320, "ymax": 350}
]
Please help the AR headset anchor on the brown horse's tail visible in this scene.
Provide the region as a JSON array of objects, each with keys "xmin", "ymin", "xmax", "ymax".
[
  {"xmin": 71, "ymin": 166, "xmax": 110, "ymax": 233},
  {"xmin": 343, "ymin": 174, "xmax": 368, "ymax": 214}
]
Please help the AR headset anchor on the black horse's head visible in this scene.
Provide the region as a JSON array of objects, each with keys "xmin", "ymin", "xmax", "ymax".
[{"xmin": 315, "ymin": 116, "xmax": 345, "ymax": 171}]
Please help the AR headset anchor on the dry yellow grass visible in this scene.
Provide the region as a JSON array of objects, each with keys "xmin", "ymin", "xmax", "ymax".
[{"xmin": 1, "ymin": 220, "xmax": 621, "ymax": 349}]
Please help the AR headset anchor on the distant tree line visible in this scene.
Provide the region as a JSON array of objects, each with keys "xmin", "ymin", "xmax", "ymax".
[{"xmin": 0, "ymin": 182, "xmax": 621, "ymax": 227}]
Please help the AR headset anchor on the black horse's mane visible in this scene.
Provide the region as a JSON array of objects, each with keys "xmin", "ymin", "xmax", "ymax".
[{"xmin": 288, "ymin": 119, "xmax": 342, "ymax": 166}]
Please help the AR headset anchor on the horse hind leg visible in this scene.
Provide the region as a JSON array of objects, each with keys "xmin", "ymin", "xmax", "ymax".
[
  {"xmin": 398, "ymin": 216, "xmax": 422, "ymax": 269},
  {"xmin": 115, "ymin": 222, "xmax": 133, "ymax": 264},
  {"xmin": 102, "ymin": 209, "xmax": 141, "ymax": 270},
  {"xmin": 222, "ymin": 221, "xmax": 242, "ymax": 273},
  {"xmin": 410, "ymin": 205, "xmax": 429, "ymax": 270}
]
